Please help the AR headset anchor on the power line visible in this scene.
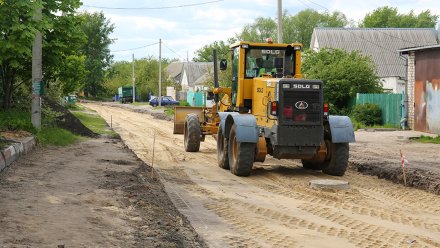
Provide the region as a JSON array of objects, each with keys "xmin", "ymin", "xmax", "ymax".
[
  {"xmin": 304, "ymin": 0, "xmax": 328, "ymax": 11},
  {"xmin": 163, "ymin": 43, "xmax": 185, "ymax": 60},
  {"xmin": 111, "ymin": 42, "xmax": 159, "ymax": 53},
  {"xmin": 84, "ymin": 0, "xmax": 223, "ymax": 10},
  {"xmin": 296, "ymin": 0, "xmax": 312, "ymax": 9}
]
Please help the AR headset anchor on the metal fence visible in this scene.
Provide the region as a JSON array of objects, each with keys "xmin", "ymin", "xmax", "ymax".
[{"xmin": 355, "ymin": 93, "xmax": 404, "ymax": 127}]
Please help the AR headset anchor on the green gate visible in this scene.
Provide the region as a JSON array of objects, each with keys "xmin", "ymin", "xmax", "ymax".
[
  {"xmin": 187, "ymin": 91, "xmax": 205, "ymax": 107},
  {"xmin": 355, "ymin": 93, "xmax": 403, "ymax": 127}
]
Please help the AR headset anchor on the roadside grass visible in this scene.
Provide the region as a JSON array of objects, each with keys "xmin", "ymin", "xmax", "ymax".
[
  {"xmin": 36, "ymin": 128, "xmax": 81, "ymax": 147},
  {"xmin": 66, "ymin": 103, "xmax": 85, "ymax": 111},
  {"xmin": 71, "ymin": 109, "xmax": 118, "ymax": 138},
  {"xmin": 164, "ymin": 107, "xmax": 174, "ymax": 117},
  {"xmin": 0, "ymin": 110, "xmax": 80, "ymax": 147},
  {"xmin": 351, "ymin": 118, "xmax": 399, "ymax": 131},
  {"xmin": 411, "ymin": 135, "xmax": 440, "ymax": 144}
]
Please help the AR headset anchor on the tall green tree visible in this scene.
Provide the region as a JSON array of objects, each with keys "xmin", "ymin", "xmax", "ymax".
[
  {"xmin": 192, "ymin": 40, "xmax": 232, "ymax": 87},
  {"xmin": 0, "ymin": 1, "xmax": 39, "ymax": 109},
  {"xmin": 361, "ymin": 6, "xmax": 438, "ymax": 28},
  {"xmin": 105, "ymin": 57, "xmax": 173, "ymax": 100},
  {"xmin": 235, "ymin": 9, "xmax": 347, "ymax": 48},
  {"xmin": 79, "ymin": 12, "xmax": 114, "ymax": 97},
  {"xmin": 284, "ymin": 9, "xmax": 347, "ymax": 48},
  {"xmin": 236, "ymin": 17, "xmax": 277, "ymax": 43},
  {"xmin": 0, "ymin": 0, "xmax": 83, "ymax": 109},
  {"xmin": 302, "ymin": 48, "xmax": 382, "ymax": 113}
]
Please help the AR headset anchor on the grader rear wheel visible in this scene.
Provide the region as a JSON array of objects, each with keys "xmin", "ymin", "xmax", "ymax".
[
  {"xmin": 228, "ymin": 124, "xmax": 255, "ymax": 176},
  {"xmin": 184, "ymin": 114, "xmax": 201, "ymax": 152},
  {"xmin": 322, "ymin": 143, "xmax": 349, "ymax": 176},
  {"xmin": 217, "ymin": 125, "xmax": 229, "ymax": 169}
]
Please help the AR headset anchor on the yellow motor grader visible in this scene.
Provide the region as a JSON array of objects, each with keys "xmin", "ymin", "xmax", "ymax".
[{"xmin": 173, "ymin": 40, "xmax": 355, "ymax": 176}]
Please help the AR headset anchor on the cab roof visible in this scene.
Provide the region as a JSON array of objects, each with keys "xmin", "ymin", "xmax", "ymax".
[{"xmin": 230, "ymin": 41, "xmax": 303, "ymax": 49}]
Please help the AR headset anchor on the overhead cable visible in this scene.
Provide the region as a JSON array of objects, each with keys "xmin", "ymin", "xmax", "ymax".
[
  {"xmin": 111, "ymin": 42, "xmax": 159, "ymax": 53},
  {"xmin": 84, "ymin": 0, "xmax": 223, "ymax": 10}
]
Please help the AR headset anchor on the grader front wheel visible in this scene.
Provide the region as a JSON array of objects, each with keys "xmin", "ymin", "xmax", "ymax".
[
  {"xmin": 184, "ymin": 114, "xmax": 201, "ymax": 152},
  {"xmin": 228, "ymin": 124, "xmax": 255, "ymax": 176}
]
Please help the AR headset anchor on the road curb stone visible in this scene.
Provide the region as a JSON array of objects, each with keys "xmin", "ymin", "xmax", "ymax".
[{"xmin": 0, "ymin": 136, "xmax": 36, "ymax": 173}]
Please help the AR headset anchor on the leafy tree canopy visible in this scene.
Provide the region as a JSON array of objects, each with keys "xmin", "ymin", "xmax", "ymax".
[
  {"xmin": 302, "ymin": 48, "xmax": 382, "ymax": 113},
  {"xmin": 235, "ymin": 9, "xmax": 347, "ymax": 47},
  {"xmin": 79, "ymin": 11, "xmax": 115, "ymax": 97},
  {"xmin": 284, "ymin": 9, "xmax": 347, "ymax": 48},
  {"xmin": 105, "ymin": 57, "xmax": 174, "ymax": 100},
  {"xmin": 360, "ymin": 6, "xmax": 438, "ymax": 28}
]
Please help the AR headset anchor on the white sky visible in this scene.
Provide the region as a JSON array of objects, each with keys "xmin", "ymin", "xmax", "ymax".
[{"xmin": 79, "ymin": 0, "xmax": 440, "ymax": 62}]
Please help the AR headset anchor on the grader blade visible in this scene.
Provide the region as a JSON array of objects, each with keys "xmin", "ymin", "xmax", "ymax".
[{"xmin": 173, "ymin": 106, "xmax": 204, "ymax": 134}]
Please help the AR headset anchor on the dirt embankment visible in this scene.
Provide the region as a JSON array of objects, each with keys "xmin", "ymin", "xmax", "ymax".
[
  {"xmin": 350, "ymin": 130, "xmax": 440, "ymax": 195},
  {"xmin": 0, "ymin": 137, "xmax": 206, "ymax": 247},
  {"xmin": 84, "ymin": 103, "xmax": 440, "ymax": 248}
]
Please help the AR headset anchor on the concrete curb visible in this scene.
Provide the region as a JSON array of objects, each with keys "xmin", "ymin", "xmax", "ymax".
[{"xmin": 0, "ymin": 136, "xmax": 36, "ymax": 173}]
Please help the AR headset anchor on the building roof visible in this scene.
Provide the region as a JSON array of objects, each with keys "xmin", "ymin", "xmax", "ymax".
[
  {"xmin": 398, "ymin": 44, "xmax": 440, "ymax": 53},
  {"xmin": 311, "ymin": 28, "xmax": 439, "ymax": 78},
  {"xmin": 166, "ymin": 62, "xmax": 213, "ymax": 86}
]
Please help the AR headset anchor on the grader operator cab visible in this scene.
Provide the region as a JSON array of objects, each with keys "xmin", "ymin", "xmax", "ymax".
[{"xmin": 174, "ymin": 40, "xmax": 355, "ymax": 176}]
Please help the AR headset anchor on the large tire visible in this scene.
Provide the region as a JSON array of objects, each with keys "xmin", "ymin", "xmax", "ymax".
[
  {"xmin": 228, "ymin": 124, "xmax": 255, "ymax": 176},
  {"xmin": 184, "ymin": 114, "xmax": 201, "ymax": 152},
  {"xmin": 217, "ymin": 125, "xmax": 229, "ymax": 169},
  {"xmin": 322, "ymin": 143, "xmax": 349, "ymax": 176}
]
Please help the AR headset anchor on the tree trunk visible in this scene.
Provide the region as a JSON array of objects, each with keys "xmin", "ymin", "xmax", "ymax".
[{"xmin": 1, "ymin": 64, "xmax": 14, "ymax": 110}]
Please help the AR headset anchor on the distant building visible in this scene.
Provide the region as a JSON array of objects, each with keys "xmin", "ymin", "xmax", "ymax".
[
  {"xmin": 166, "ymin": 62, "xmax": 213, "ymax": 92},
  {"xmin": 398, "ymin": 44, "xmax": 440, "ymax": 134},
  {"xmin": 311, "ymin": 28, "xmax": 439, "ymax": 93}
]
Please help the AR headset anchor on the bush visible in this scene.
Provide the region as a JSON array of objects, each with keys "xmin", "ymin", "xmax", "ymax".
[
  {"xmin": 179, "ymin": 100, "xmax": 190, "ymax": 106},
  {"xmin": 0, "ymin": 110, "xmax": 36, "ymax": 133},
  {"xmin": 352, "ymin": 103, "xmax": 382, "ymax": 126}
]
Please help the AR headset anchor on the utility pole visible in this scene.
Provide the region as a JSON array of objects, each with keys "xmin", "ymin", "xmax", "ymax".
[
  {"xmin": 32, "ymin": 1, "xmax": 42, "ymax": 130},
  {"xmin": 132, "ymin": 53, "xmax": 135, "ymax": 103},
  {"xmin": 158, "ymin": 38, "xmax": 162, "ymax": 107},
  {"xmin": 277, "ymin": 0, "xmax": 283, "ymax": 43}
]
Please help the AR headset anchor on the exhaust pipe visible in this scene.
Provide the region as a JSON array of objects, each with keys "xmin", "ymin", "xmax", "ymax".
[{"xmin": 213, "ymin": 49, "xmax": 219, "ymax": 103}]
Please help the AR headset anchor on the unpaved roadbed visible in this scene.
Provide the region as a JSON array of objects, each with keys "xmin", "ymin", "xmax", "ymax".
[
  {"xmin": 86, "ymin": 103, "xmax": 440, "ymax": 248},
  {"xmin": 350, "ymin": 130, "xmax": 440, "ymax": 194},
  {"xmin": 0, "ymin": 138, "xmax": 206, "ymax": 247}
]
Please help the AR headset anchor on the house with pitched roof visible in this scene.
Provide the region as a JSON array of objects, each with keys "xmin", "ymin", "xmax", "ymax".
[
  {"xmin": 166, "ymin": 61, "xmax": 213, "ymax": 92},
  {"xmin": 310, "ymin": 28, "xmax": 439, "ymax": 93}
]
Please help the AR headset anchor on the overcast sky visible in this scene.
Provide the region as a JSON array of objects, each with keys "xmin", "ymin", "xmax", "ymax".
[{"xmin": 79, "ymin": 0, "xmax": 440, "ymax": 62}]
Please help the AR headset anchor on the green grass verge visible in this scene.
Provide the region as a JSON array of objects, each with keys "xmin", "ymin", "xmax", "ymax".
[
  {"xmin": 411, "ymin": 135, "xmax": 440, "ymax": 144},
  {"xmin": 36, "ymin": 128, "xmax": 81, "ymax": 147},
  {"xmin": 0, "ymin": 110, "xmax": 37, "ymax": 133},
  {"xmin": 71, "ymin": 110, "xmax": 118, "ymax": 137}
]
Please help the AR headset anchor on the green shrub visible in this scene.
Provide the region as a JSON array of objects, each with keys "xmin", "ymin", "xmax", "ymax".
[
  {"xmin": 352, "ymin": 103, "xmax": 382, "ymax": 126},
  {"xmin": 179, "ymin": 100, "xmax": 190, "ymax": 106},
  {"xmin": 0, "ymin": 110, "xmax": 36, "ymax": 133}
]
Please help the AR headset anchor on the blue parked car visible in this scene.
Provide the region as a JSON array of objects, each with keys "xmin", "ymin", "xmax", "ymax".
[{"xmin": 149, "ymin": 96, "xmax": 179, "ymax": 107}]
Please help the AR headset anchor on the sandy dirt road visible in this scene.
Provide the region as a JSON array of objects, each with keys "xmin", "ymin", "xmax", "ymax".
[
  {"xmin": 0, "ymin": 138, "xmax": 206, "ymax": 247},
  {"xmin": 85, "ymin": 103, "xmax": 440, "ymax": 248}
]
